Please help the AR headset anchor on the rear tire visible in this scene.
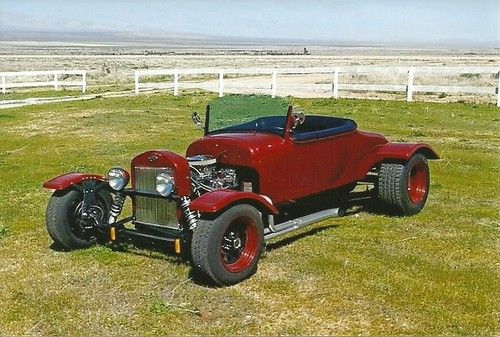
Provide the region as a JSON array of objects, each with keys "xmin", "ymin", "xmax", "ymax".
[
  {"xmin": 378, "ymin": 153, "xmax": 430, "ymax": 215},
  {"xmin": 46, "ymin": 187, "xmax": 112, "ymax": 250},
  {"xmin": 191, "ymin": 204, "xmax": 264, "ymax": 286}
]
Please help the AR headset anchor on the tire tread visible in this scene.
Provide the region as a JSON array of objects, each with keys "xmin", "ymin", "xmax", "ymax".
[
  {"xmin": 191, "ymin": 220, "xmax": 220, "ymax": 284},
  {"xmin": 379, "ymin": 162, "xmax": 404, "ymax": 209},
  {"xmin": 378, "ymin": 154, "xmax": 430, "ymax": 216}
]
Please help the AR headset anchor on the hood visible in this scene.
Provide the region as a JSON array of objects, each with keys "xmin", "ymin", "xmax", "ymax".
[{"xmin": 186, "ymin": 132, "xmax": 285, "ymax": 168}]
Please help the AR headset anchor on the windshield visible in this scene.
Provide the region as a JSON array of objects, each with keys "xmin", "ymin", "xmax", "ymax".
[{"xmin": 208, "ymin": 95, "xmax": 290, "ymax": 136}]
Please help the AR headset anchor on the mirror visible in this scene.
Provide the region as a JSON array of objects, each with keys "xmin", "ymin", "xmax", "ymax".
[
  {"xmin": 291, "ymin": 111, "xmax": 305, "ymax": 130},
  {"xmin": 191, "ymin": 111, "xmax": 202, "ymax": 128}
]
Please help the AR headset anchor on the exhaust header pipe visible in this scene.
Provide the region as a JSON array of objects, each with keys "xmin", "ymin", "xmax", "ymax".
[{"xmin": 264, "ymin": 207, "xmax": 345, "ymax": 240}]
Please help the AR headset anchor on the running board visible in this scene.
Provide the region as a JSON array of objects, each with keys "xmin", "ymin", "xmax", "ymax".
[{"xmin": 264, "ymin": 207, "xmax": 345, "ymax": 240}]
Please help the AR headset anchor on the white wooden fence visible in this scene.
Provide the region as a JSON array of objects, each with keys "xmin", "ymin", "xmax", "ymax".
[
  {"xmin": 134, "ymin": 66, "xmax": 500, "ymax": 106},
  {"xmin": 0, "ymin": 70, "xmax": 87, "ymax": 93}
]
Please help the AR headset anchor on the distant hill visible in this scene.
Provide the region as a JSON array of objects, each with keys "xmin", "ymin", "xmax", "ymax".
[
  {"xmin": 0, "ymin": 29, "xmax": 310, "ymax": 46},
  {"xmin": 1, "ymin": 30, "xmax": 497, "ymax": 51}
]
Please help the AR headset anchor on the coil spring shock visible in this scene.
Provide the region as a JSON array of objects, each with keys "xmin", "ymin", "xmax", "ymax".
[
  {"xmin": 180, "ymin": 196, "xmax": 198, "ymax": 230},
  {"xmin": 108, "ymin": 191, "xmax": 125, "ymax": 224}
]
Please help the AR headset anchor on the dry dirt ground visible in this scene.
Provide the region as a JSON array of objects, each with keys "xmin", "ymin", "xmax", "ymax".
[{"xmin": 0, "ymin": 44, "xmax": 499, "ymax": 103}]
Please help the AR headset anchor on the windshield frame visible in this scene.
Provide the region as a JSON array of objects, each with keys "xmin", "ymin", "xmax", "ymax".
[
  {"xmin": 205, "ymin": 104, "xmax": 292, "ymax": 138},
  {"xmin": 204, "ymin": 95, "xmax": 290, "ymax": 137}
]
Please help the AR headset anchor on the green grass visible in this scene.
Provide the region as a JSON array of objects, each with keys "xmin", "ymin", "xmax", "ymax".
[
  {"xmin": 0, "ymin": 91, "xmax": 498, "ymax": 335},
  {"xmin": 0, "ymin": 85, "xmax": 133, "ymax": 101},
  {"xmin": 0, "ymin": 88, "xmax": 86, "ymax": 101}
]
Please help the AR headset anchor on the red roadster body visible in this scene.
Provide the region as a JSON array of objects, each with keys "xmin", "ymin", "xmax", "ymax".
[{"xmin": 43, "ymin": 95, "xmax": 438, "ymax": 285}]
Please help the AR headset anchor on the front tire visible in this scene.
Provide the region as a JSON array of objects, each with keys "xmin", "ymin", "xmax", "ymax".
[
  {"xmin": 378, "ymin": 153, "xmax": 430, "ymax": 215},
  {"xmin": 191, "ymin": 204, "xmax": 264, "ymax": 286},
  {"xmin": 46, "ymin": 187, "xmax": 112, "ymax": 250}
]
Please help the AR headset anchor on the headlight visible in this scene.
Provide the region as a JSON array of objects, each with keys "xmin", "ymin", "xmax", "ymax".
[
  {"xmin": 107, "ymin": 167, "xmax": 130, "ymax": 191},
  {"xmin": 156, "ymin": 172, "xmax": 175, "ymax": 196}
]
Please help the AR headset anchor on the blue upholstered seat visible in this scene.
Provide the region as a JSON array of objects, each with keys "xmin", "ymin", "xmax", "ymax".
[
  {"xmin": 216, "ymin": 116, "xmax": 287, "ymax": 136},
  {"xmin": 214, "ymin": 115, "xmax": 357, "ymax": 141},
  {"xmin": 292, "ymin": 116, "xmax": 357, "ymax": 141}
]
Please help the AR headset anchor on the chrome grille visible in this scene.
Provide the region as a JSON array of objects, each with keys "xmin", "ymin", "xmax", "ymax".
[{"xmin": 134, "ymin": 167, "xmax": 179, "ymax": 230}]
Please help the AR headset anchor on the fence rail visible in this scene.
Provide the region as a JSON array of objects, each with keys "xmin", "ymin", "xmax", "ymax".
[
  {"xmin": 134, "ymin": 66, "xmax": 500, "ymax": 106},
  {"xmin": 0, "ymin": 70, "xmax": 87, "ymax": 94}
]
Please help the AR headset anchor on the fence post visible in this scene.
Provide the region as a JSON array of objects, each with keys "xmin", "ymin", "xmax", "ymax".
[
  {"xmin": 218, "ymin": 71, "xmax": 224, "ymax": 97},
  {"xmin": 406, "ymin": 68, "xmax": 414, "ymax": 102},
  {"xmin": 135, "ymin": 72, "xmax": 139, "ymax": 95},
  {"xmin": 82, "ymin": 71, "xmax": 87, "ymax": 93},
  {"xmin": 174, "ymin": 72, "xmax": 179, "ymax": 96},
  {"xmin": 271, "ymin": 70, "xmax": 277, "ymax": 98},
  {"xmin": 332, "ymin": 69, "xmax": 339, "ymax": 99},
  {"xmin": 1, "ymin": 75, "xmax": 5, "ymax": 94},
  {"xmin": 497, "ymin": 71, "xmax": 500, "ymax": 107},
  {"xmin": 54, "ymin": 71, "xmax": 59, "ymax": 90}
]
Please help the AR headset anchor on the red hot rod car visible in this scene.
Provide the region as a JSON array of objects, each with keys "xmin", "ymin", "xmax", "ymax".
[{"xmin": 43, "ymin": 96, "xmax": 438, "ymax": 285}]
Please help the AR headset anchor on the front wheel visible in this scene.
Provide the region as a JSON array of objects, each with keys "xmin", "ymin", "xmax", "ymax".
[
  {"xmin": 377, "ymin": 153, "xmax": 430, "ymax": 216},
  {"xmin": 46, "ymin": 187, "xmax": 112, "ymax": 250},
  {"xmin": 191, "ymin": 204, "xmax": 264, "ymax": 286}
]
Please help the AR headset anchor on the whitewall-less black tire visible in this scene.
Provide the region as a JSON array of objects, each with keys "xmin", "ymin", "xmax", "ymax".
[
  {"xmin": 377, "ymin": 154, "xmax": 430, "ymax": 216},
  {"xmin": 191, "ymin": 204, "xmax": 264, "ymax": 286},
  {"xmin": 46, "ymin": 188, "xmax": 112, "ymax": 250}
]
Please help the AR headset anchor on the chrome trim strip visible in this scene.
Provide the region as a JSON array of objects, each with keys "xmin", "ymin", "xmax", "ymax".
[{"xmin": 264, "ymin": 207, "xmax": 344, "ymax": 240}]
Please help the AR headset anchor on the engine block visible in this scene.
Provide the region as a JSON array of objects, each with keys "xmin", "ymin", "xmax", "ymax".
[{"xmin": 187, "ymin": 155, "xmax": 237, "ymax": 195}]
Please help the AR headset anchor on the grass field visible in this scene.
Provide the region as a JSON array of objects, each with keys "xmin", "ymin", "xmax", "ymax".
[
  {"xmin": 0, "ymin": 91, "xmax": 498, "ymax": 336},
  {"xmin": 0, "ymin": 85, "xmax": 132, "ymax": 102}
]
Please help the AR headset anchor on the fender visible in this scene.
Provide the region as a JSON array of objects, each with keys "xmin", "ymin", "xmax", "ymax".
[
  {"xmin": 376, "ymin": 142, "xmax": 439, "ymax": 161},
  {"xmin": 189, "ymin": 190, "xmax": 279, "ymax": 215},
  {"xmin": 43, "ymin": 173, "xmax": 106, "ymax": 190}
]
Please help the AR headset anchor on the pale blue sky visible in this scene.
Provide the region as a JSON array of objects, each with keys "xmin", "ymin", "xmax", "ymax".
[{"xmin": 0, "ymin": 0, "xmax": 498, "ymax": 46}]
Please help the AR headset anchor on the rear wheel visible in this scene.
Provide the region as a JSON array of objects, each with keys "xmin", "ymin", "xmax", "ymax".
[
  {"xmin": 46, "ymin": 187, "xmax": 112, "ymax": 250},
  {"xmin": 378, "ymin": 153, "xmax": 430, "ymax": 215},
  {"xmin": 191, "ymin": 204, "xmax": 264, "ymax": 286}
]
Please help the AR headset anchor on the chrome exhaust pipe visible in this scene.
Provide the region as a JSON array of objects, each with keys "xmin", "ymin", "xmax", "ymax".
[{"xmin": 264, "ymin": 207, "xmax": 345, "ymax": 240}]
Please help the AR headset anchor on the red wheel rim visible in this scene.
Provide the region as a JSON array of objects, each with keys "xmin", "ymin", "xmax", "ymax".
[
  {"xmin": 407, "ymin": 160, "xmax": 428, "ymax": 204},
  {"xmin": 219, "ymin": 217, "xmax": 259, "ymax": 273}
]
